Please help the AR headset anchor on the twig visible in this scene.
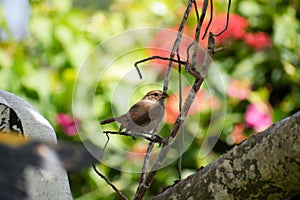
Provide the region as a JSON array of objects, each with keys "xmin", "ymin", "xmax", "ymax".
[
  {"xmin": 200, "ymin": 32, "xmax": 215, "ymax": 77},
  {"xmin": 134, "ymin": 126, "xmax": 164, "ymax": 198},
  {"xmin": 162, "ymin": 0, "xmax": 194, "ymax": 94},
  {"xmin": 103, "ymin": 133, "xmax": 110, "ymax": 152},
  {"xmin": 192, "ymin": 0, "xmax": 199, "ymax": 21},
  {"xmin": 212, "ymin": 0, "xmax": 231, "ymax": 37},
  {"xmin": 103, "ymin": 131, "xmax": 164, "ymax": 144},
  {"xmin": 135, "ymin": 64, "xmax": 143, "ymax": 79},
  {"xmin": 202, "ymin": 0, "xmax": 214, "ymax": 40},
  {"xmin": 177, "ymin": 53, "xmax": 183, "ymax": 180},
  {"xmin": 134, "ymin": 55, "xmax": 187, "ymax": 70},
  {"xmin": 136, "ymin": 142, "xmax": 155, "ymax": 191},
  {"xmin": 190, "ymin": 0, "xmax": 210, "ymax": 75},
  {"xmin": 93, "ymin": 165, "xmax": 128, "ymax": 200}
]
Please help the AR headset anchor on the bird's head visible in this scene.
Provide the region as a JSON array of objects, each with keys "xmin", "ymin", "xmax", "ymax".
[{"xmin": 143, "ymin": 90, "xmax": 169, "ymax": 101}]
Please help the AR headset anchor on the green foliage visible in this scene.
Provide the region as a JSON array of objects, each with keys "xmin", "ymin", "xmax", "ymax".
[{"xmin": 0, "ymin": 0, "xmax": 299, "ymax": 199}]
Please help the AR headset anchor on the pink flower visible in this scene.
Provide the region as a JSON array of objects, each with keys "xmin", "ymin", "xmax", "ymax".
[
  {"xmin": 245, "ymin": 103, "xmax": 272, "ymax": 132},
  {"xmin": 227, "ymin": 79, "xmax": 252, "ymax": 100},
  {"xmin": 244, "ymin": 32, "xmax": 273, "ymax": 50},
  {"xmin": 56, "ymin": 113, "xmax": 79, "ymax": 136}
]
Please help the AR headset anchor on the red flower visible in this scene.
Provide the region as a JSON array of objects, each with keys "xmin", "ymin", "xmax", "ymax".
[
  {"xmin": 209, "ymin": 13, "xmax": 249, "ymax": 44},
  {"xmin": 244, "ymin": 103, "xmax": 272, "ymax": 132},
  {"xmin": 244, "ymin": 32, "xmax": 273, "ymax": 50},
  {"xmin": 147, "ymin": 28, "xmax": 205, "ymax": 75},
  {"xmin": 165, "ymin": 87, "xmax": 220, "ymax": 124},
  {"xmin": 56, "ymin": 113, "xmax": 79, "ymax": 136}
]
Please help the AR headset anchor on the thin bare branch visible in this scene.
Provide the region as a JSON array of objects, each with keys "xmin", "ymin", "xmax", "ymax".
[
  {"xmin": 135, "ymin": 65, "xmax": 143, "ymax": 79},
  {"xmin": 195, "ymin": 0, "xmax": 209, "ymax": 43},
  {"xmin": 177, "ymin": 53, "xmax": 183, "ymax": 180},
  {"xmin": 163, "ymin": 0, "xmax": 194, "ymax": 94},
  {"xmin": 200, "ymin": 32, "xmax": 214, "ymax": 77},
  {"xmin": 103, "ymin": 133, "xmax": 110, "ymax": 151},
  {"xmin": 202, "ymin": 0, "xmax": 214, "ymax": 40},
  {"xmin": 212, "ymin": 0, "xmax": 231, "ymax": 37},
  {"xmin": 190, "ymin": 0, "xmax": 209, "ymax": 72},
  {"xmin": 93, "ymin": 165, "xmax": 128, "ymax": 200},
  {"xmin": 103, "ymin": 131, "xmax": 164, "ymax": 144},
  {"xmin": 136, "ymin": 142, "xmax": 155, "ymax": 193},
  {"xmin": 192, "ymin": 0, "xmax": 199, "ymax": 20},
  {"xmin": 134, "ymin": 55, "xmax": 186, "ymax": 70}
]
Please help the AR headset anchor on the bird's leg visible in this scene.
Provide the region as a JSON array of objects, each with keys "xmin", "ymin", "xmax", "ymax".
[
  {"xmin": 141, "ymin": 132, "xmax": 164, "ymax": 145},
  {"xmin": 129, "ymin": 132, "xmax": 138, "ymax": 140},
  {"xmin": 123, "ymin": 131, "xmax": 164, "ymax": 145},
  {"xmin": 150, "ymin": 134, "xmax": 164, "ymax": 146}
]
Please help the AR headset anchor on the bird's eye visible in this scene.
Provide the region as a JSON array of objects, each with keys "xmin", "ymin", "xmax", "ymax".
[{"xmin": 154, "ymin": 93, "xmax": 159, "ymax": 97}]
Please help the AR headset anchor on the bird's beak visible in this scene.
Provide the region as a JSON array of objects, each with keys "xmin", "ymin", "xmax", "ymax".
[{"xmin": 161, "ymin": 93, "xmax": 169, "ymax": 99}]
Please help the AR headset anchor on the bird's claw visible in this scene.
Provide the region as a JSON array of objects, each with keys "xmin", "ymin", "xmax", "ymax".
[{"xmin": 151, "ymin": 134, "xmax": 164, "ymax": 146}]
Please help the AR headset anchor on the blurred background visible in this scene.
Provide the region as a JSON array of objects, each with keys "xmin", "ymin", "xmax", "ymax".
[{"xmin": 0, "ymin": 0, "xmax": 299, "ymax": 199}]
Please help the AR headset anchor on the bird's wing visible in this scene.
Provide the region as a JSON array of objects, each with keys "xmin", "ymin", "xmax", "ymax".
[{"xmin": 128, "ymin": 100, "xmax": 152, "ymax": 126}]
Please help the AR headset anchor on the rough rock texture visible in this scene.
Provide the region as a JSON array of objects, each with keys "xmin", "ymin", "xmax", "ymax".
[{"xmin": 151, "ymin": 111, "xmax": 300, "ymax": 200}]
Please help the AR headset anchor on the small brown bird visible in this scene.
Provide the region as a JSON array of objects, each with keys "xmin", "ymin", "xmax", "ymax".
[{"xmin": 100, "ymin": 90, "xmax": 169, "ymax": 134}]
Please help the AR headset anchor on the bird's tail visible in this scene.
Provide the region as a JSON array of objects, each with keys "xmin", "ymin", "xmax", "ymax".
[{"xmin": 100, "ymin": 118, "xmax": 116, "ymax": 125}]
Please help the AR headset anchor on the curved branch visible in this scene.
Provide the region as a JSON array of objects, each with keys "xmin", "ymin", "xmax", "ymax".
[{"xmin": 212, "ymin": 0, "xmax": 231, "ymax": 37}]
